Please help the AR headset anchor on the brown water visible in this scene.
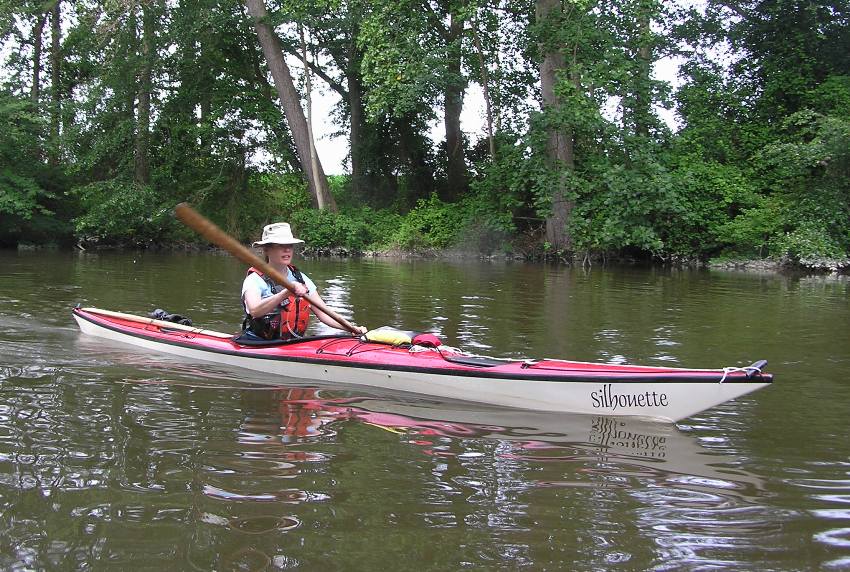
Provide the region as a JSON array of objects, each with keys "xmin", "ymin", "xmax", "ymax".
[{"xmin": 1, "ymin": 249, "xmax": 849, "ymax": 570}]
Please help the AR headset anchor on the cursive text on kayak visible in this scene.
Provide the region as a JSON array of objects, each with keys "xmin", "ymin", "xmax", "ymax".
[{"xmin": 591, "ymin": 384, "xmax": 669, "ymax": 410}]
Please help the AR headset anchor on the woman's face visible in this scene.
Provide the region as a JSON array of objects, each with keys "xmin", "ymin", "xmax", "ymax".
[{"xmin": 265, "ymin": 244, "xmax": 295, "ymax": 266}]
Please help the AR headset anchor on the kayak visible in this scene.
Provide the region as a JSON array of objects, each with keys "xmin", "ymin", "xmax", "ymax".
[{"xmin": 72, "ymin": 306, "xmax": 773, "ymax": 422}]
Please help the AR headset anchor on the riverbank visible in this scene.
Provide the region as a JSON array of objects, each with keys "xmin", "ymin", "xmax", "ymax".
[
  {"xmin": 13, "ymin": 240, "xmax": 850, "ymax": 276},
  {"xmin": 300, "ymin": 244, "xmax": 850, "ymax": 276},
  {"xmin": 707, "ymin": 256, "xmax": 850, "ymax": 275}
]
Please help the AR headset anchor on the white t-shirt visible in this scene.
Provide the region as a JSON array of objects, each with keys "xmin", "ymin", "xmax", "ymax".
[{"xmin": 241, "ymin": 268, "xmax": 317, "ymax": 313}]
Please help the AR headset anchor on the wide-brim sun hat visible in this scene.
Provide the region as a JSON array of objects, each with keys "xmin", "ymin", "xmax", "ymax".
[{"xmin": 252, "ymin": 222, "xmax": 304, "ymax": 246}]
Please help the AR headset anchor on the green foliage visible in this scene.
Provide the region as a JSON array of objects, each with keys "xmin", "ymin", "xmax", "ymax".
[
  {"xmin": 358, "ymin": 0, "xmax": 445, "ymax": 119},
  {"xmin": 714, "ymin": 196, "xmax": 785, "ymax": 258},
  {"xmin": 806, "ymin": 76, "xmax": 850, "ymax": 115},
  {"xmin": 0, "ymin": 91, "xmax": 76, "ymax": 245},
  {"xmin": 661, "ymin": 154, "xmax": 761, "ymax": 257},
  {"xmin": 0, "ymin": 94, "xmax": 51, "ymax": 221},
  {"xmin": 758, "ymin": 111, "xmax": 850, "ymax": 264},
  {"xmin": 467, "ymin": 132, "xmax": 533, "ymax": 233},
  {"xmin": 666, "ymin": 1, "xmax": 850, "ymax": 266},
  {"xmin": 291, "ymin": 208, "xmax": 373, "ymax": 250},
  {"xmin": 0, "ymin": 0, "xmax": 847, "ymax": 272},
  {"xmin": 284, "ymin": 193, "xmax": 472, "ymax": 252},
  {"xmin": 731, "ymin": 0, "xmax": 850, "ymax": 120},
  {"xmin": 568, "ymin": 157, "xmax": 667, "ymax": 255},
  {"xmin": 701, "ymin": 106, "xmax": 850, "ymax": 267},
  {"xmin": 770, "ymin": 223, "xmax": 848, "ymax": 269},
  {"xmin": 0, "ymin": 168, "xmax": 50, "ymax": 219},
  {"xmin": 358, "ymin": 208, "xmax": 405, "ymax": 249},
  {"xmin": 72, "ymin": 181, "xmax": 173, "ymax": 246},
  {"xmin": 389, "ymin": 194, "xmax": 472, "ymax": 249},
  {"xmin": 256, "ymin": 173, "xmax": 313, "ymax": 218},
  {"xmin": 674, "ymin": 61, "xmax": 770, "ymax": 164}
]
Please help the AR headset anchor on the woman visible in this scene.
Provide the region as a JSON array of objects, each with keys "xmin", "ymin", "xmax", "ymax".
[{"xmin": 241, "ymin": 222, "xmax": 367, "ymax": 340}]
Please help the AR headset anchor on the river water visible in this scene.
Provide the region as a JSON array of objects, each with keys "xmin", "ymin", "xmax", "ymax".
[{"xmin": 1, "ymin": 249, "xmax": 848, "ymax": 570}]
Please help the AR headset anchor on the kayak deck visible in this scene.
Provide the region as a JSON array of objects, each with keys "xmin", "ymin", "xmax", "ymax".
[{"xmin": 72, "ymin": 306, "xmax": 770, "ymax": 383}]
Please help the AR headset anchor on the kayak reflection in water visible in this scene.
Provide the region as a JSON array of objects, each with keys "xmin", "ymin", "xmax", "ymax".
[
  {"xmin": 271, "ymin": 389, "xmax": 763, "ymax": 493},
  {"xmin": 240, "ymin": 222, "xmax": 367, "ymax": 341}
]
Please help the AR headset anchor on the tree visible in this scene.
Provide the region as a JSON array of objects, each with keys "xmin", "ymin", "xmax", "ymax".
[
  {"xmin": 536, "ymin": 0, "xmax": 575, "ymax": 252},
  {"xmin": 244, "ymin": 0, "xmax": 337, "ymax": 211},
  {"xmin": 469, "ymin": 6, "xmax": 496, "ymax": 158},
  {"xmin": 0, "ymin": 90, "xmax": 61, "ymax": 244},
  {"xmin": 0, "ymin": 0, "xmax": 846, "ymax": 264},
  {"xmin": 611, "ymin": 0, "xmax": 669, "ymax": 142},
  {"xmin": 251, "ymin": 1, "xmax": 383, "ymax": 198},
  {"xmin": 29, "ymin": 3, "xmax": 50, "ymax": 104},
  {"xmin": 438, "ymin": 3, "xmax": 469, "ymax": 199},
  {"xmin": 48, "ymin": 0, "xmax": 61, "ymax": 164},
  {"xmin": 359, "ymin": 0, "xmax": 471, "ymax": 201},
  {"xmin": 134, "ymin": 1, "xmax": 155, "ymax": 185},
  {"xmin": 669, "ymin": 0, "xmax": 850, "ymax": 254}
]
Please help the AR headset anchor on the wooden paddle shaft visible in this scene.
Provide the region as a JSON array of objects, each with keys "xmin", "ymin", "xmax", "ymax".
[{"xmin": 174, "ymin": 203, "xmax": 360, "ymax": 334}]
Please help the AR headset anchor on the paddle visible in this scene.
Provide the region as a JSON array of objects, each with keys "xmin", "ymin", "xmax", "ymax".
[
  {"xmin": 174, "ymin": 202, "xmax": 361, "ymax": 335},
  {"xmin": 80, "ymin": 307, "xmax": 234, "ymax": 339}
]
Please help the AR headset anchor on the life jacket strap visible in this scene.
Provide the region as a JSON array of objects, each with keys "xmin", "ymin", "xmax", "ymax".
[{"xmin": 243, "ymin": 265, "xmax": 310, "ymax": 339}]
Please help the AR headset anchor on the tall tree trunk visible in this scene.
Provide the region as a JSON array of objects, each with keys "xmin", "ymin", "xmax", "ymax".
[
  {"xmin": 537, "ymin": 0, "xmax": 574, "ymax": 253},
  {"xmin": 299, "ymin": 25, "xmax": 326, "ymax": 210},
  {"xmin": 347, "ymin": 69, "xmax": 368, "ymax": 194},
  {"xmin": 633, "ymin": 7, "xmax": 653, "ymax": 139},
  {"xmin": 127, "ymin": 8, "xmax": 137, "ymax": 115},
  {"xmin": 225, "ymin": 135, "xmax": 250, "ymax": 233},
  {"xmin": 345, "ymin": 28, "xmax": 370, "ymax": 194},
  {"xmin": 31, "ymin": 12, "xmax": 47, "ymax": 104},
  {"xmin": 135, "ymin": 2, "xmax": 153, "ymax": 185},
  {"xmin": 443, "ymin": 12, "xmax": 467, "ymax": 201},
  {"xmin": 245, "ymin": 31, "xmax": 300, "ymax": 169},
  {"xmin": 396, "ymin": 116, "xmax": 433, "ymax": 203},
  {"xmin": 198, "ymin": 33, "xmax": 213, "ymax": 153},
  {"xmin": 49, "ymin": 0, "xmax": 61, "ymax": 164},
  {"xmin": 471, "ymin": 13, "xmax": 496, "ymax": 160},
  {"xmin": 244, "ymin": 0, "xmax": 337, "ymax": 212}
]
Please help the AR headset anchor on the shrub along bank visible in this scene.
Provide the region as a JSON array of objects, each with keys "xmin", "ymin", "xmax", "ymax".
[{"xmin": 26, "ymin": 169, "xmax": 845, "ymax": 274}]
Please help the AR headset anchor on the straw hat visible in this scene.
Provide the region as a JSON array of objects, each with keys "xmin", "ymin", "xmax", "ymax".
[{"xmin": 252, "ymin": 222, "xmax": 304, "ymax": 246}]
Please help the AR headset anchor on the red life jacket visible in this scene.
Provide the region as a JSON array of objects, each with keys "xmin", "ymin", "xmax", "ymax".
[{"xmin": 244, "ymin": 266, "xmax": 311, "ymax": 339}]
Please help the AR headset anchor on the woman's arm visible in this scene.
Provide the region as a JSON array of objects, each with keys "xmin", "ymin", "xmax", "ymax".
[
  {"xmin": 243, "ymin": 280, "xmax": 309, "ymax": 318},
  {"xmin": 243, "ymin": 287, "xmax": 286, "ymax": 318}
]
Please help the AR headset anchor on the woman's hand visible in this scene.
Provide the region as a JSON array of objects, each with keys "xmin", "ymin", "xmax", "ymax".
[{"xmin": 290, "ymin": 283, "xmax": 308, "ymax": 297}]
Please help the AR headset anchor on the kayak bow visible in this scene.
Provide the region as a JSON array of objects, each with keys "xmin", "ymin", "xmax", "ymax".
[{"xmin": 72, "ymin": 306, "xmax": 773, "ymax": 422}]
